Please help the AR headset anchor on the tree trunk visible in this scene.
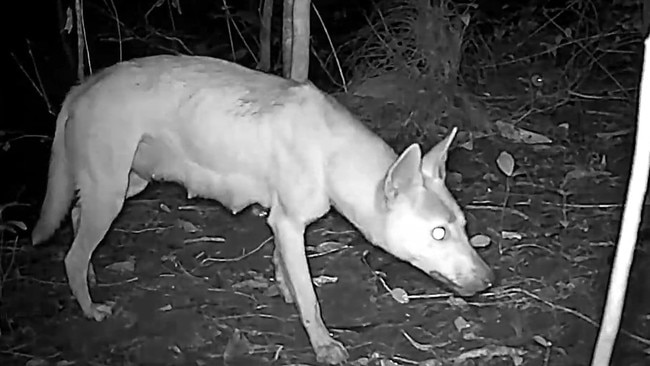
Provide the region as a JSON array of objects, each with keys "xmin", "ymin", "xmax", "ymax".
[
  {"xmin": 56, "ymin": 0, "xmax": 75, "ymax": 79},
  {"xmin": 281, "ymin": 0, "xmax": 294, "ymax": 78},
  {"xmin": 75, "ymin": 0, "xmax": 86, "ymax": 81},
  {"xmin": 258, "ymin": 0, "xmax": 273, "ymax": 71},
  {"xmin": 289, "ymin": 0, "xmax": 310, "ymax": 82},
  {"xmin": 641, "ymin": 0, "xmax": 650, "ymax": 38}
]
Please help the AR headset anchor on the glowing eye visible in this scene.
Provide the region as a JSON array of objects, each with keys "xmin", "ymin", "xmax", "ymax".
[
  {"xmin": 530, "ymin": 74, "xmax": 544, "ymax": 87},
  {"xmin": 431, "ymin": 227, "xmax": 446, "ymax": 240}
]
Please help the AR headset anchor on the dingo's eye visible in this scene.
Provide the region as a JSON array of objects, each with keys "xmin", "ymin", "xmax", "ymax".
[{"xmin": 431, "ymin": 226, "xmax": 446, "ymax": 240}]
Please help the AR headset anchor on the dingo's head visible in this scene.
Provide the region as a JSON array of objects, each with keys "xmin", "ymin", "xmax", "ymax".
[{"xmin": 380, "ymin": 127, "xmax": 494, "ymax": 296}]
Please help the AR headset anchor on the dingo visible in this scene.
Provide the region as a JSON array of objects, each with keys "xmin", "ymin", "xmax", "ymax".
[{"xmin": 32, "ymin": 55, "xmax": 494, "ymax": 364}]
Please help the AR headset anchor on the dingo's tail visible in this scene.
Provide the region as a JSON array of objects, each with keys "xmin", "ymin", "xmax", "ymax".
[{"xmin": 32, "ymin": 102, "xmax": 75, "ymax": 245}]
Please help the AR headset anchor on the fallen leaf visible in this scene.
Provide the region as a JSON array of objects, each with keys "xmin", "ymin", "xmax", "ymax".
[
  {"xmin": 263, "ymin": 284, "xmax": 280, "ymax": 298},
  {"xmin": 232, "ymin": 278, "xmax": 270, "ymax": 290},
  {"xmin": 312, "ymin": 241, "xmax": 348, "ymax": 253},
  {"xmin": 536, "ymin": 286, "xmax": 558, "ymax": 301},
  {"xmin": 106, "ymin": 257, "xmax": 136, "ymax": 274},
  {"xmin": 454, "ymin": 345, "xmax": 527, "ymax": 364},
  {"xmin": 470, "ymin": 234, "xmax": 491, "ymax": 248},
  {"xmin": 572, "ymin": 255, "xmax": 591, "ymax": 263},
  {"xmin": 224, "ymin": 329, "xmax": 253, "ymax": 360},
  {"xmin": 462, "ymin": 331, "xmax": 481, "ymax": 340},
  {"xmin": 482, "ymin": 172, "xmax": 500, "ymax": 182},
  {"xmin": 562, "ymin": 167, "xmax": 591, "ymax": 184},
  {"xmin": 496, "ymin": 121, "xmax": 552, "ymax": 144},
  {"xmin": 26, "ymin": 359, "xmax": 48, "ymax": 366},
  {"xmin": 459, "ymin": 138, "xmax": 474, "ymax": 151},
  {"xmin": 312, "ymin": 275, "xmax": 339, "ymax": 287},
  {"xmin": 4, "ymin": 220, "xmax": 27, "ymax": 231},
  {"xmin": 417, "ymin": 359, "xmax": 443, "ymax": 366},
  {"xmin": 447, "ymin": 296, "xmax": 470, "ymax": 311},
  {"xmin": 453, "ymin": 316, "xmax": 470, "ymax": 331},
  {"xmin": 497, "ymin": 151, "xmax": 515, "ymax": 177},
  {"xmin": 390, "ymin": 288, "xmax": 409, "ymax": 304},
  {"xmin": 63, "ymin": 7, "xmax": 73, "ymax": 33},
  {"xmin": 501, "ymin": 231, "xmax": 522, "ymax": 240},
  {"xmin": 160, "ymin": 203, "xmax": 172, "ymax": 213},
  {"xmin": 595, "ymin": 128, "xmax": 631, "ymax": 139},
  {"xmin": 533, "ymin": 335, "xmax": 552, "ymax": 347},
  {"xmin": 178, "ymin": 219, "xmax": 199, "ymax": 233},
  {"xmin": 460, "ymin": 13, "xmax": 471, "ymax": 26}
]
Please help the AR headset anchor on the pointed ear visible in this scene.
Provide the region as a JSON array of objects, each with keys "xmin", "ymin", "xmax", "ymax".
[
  {"xmin": 383, "ymin": 144, "xmax": 423, "ymax": 202},
  {"xmin": 421, "ymin": 127, "xmax": 458, "ymax": 181}
]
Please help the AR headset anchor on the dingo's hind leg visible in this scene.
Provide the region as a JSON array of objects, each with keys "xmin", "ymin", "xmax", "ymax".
[
  {"xmin": 65, "ymin": 170, "xmax": 130, "ymax": 321},
  {"xmin": 70, "ymin": 171, "xmax": 148, "ymax": 288}
]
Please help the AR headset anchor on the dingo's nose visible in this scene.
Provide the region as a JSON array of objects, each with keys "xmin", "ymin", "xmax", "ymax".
[{"xmin": 453, "ymin": 266, "xmax": 496, "ymax": 297}]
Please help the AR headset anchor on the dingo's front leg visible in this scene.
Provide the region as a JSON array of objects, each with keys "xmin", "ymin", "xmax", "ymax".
[{"xmin": 267, "ymin": 207, "xmax": 349, "ymax": 365}]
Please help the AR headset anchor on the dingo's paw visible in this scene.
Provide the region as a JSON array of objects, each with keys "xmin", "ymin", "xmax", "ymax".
[
  {"xmin": 314, "ymin": 338, "xmax": 349, "ymax": 365},
  {"xmin": 84, "ymin": 302, "xmax": 114, "ymax": 321}
]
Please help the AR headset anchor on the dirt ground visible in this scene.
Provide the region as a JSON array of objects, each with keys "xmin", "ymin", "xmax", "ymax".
[{"xmin": 1, "ymin": 63, "xmax": 649, "ymax": 366}]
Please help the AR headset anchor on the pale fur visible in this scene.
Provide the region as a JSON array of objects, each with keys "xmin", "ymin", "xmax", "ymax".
[{"xmin": 32, "ymin": 55, "xmax": 494, "ymax": 365}]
